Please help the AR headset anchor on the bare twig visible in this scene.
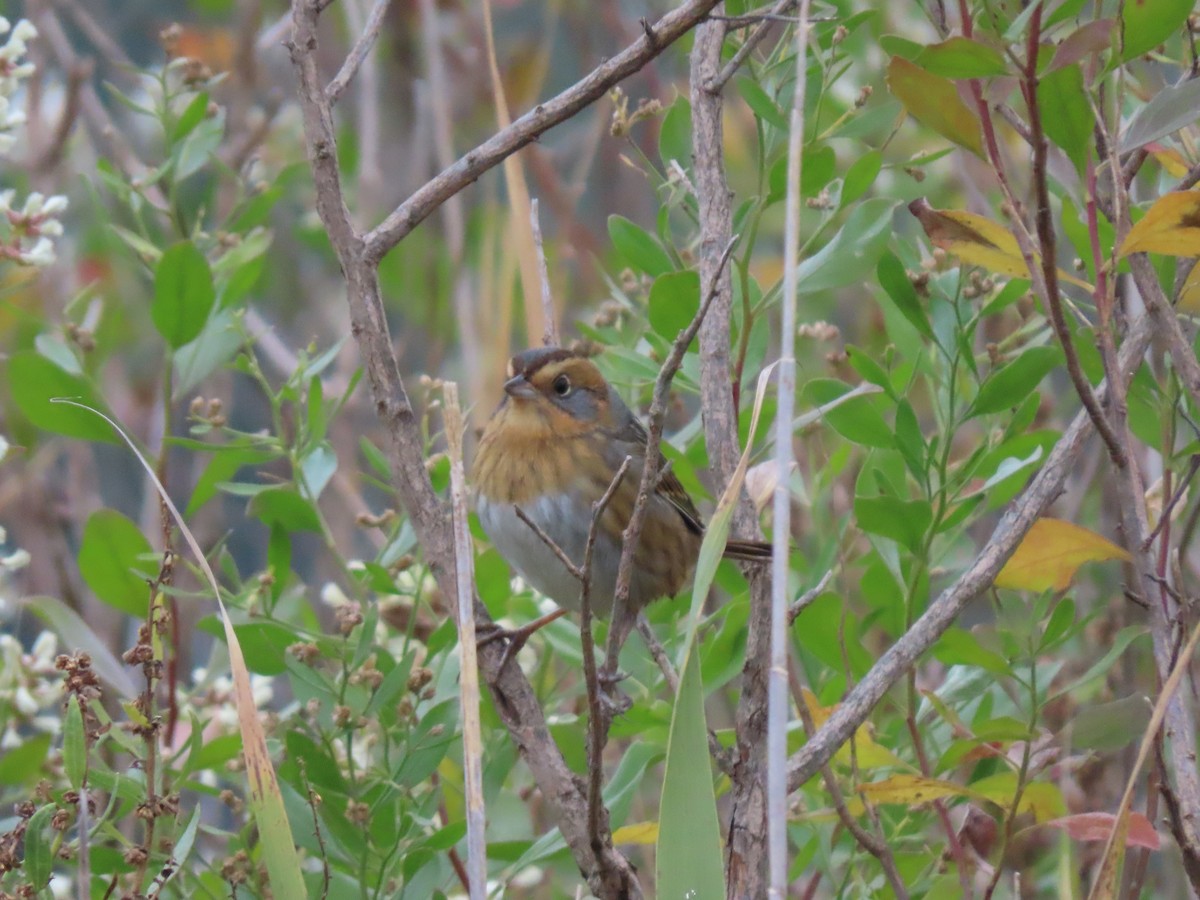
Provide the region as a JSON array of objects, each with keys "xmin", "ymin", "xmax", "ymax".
[
  {"xmin": 530, "ymin": 198, "xmax": 558, "ymax": 346},
  {"xmin": 581, "ymin": 458, "xmax": 634, "ymax": 856},
  {"xmin": 513, "ymin": 505, "xmax": 584, "ymax": 578},
  {"xmin": 787, "ymin": 568, "xmax": 833, "ymax": 624},
  {"xmin": 363, "ymin": 0, "xmax": 726, "ymax": 264},
  {"xmin": 444, "ymin": 384, "xmax": 487, "ymax": 899},
  {"xmin": 325, "ymin": 0, "xmax": 392, "ymax": 104},
  {"xmin": 787, "ymin": 309, "xmax": 1156, "ymax": 791},
  {"xmin": 1143, "ymin": 455, "xmax": 1200, "ymax": 551},
  {"xmin": 1017, "ymin": 7, "xmax": 1126, "ymax": 469},
  {"xmin": 706, "ymin": 0, "xmax": 798, "ymax": 92},
  {"xmin": 635, "ymin": 614, "xmax": 680, "ymax": 693},
  {"xmin": 603, "ymin": 234, "xmax": 740, "ymax": 679},
  {"xmin": 691, "ymin": 16, "xmax": 773, "ymax": 893}
]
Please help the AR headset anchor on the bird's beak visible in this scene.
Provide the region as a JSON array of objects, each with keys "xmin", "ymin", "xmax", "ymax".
[{"xmin": 503, "ymin": 374, "xmax": 537, "ymax": 400}]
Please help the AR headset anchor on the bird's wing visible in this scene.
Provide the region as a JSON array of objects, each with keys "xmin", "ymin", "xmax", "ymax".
[{"xmin": 609, "ymin": 406, "xmax": 705, "ymax": 537}]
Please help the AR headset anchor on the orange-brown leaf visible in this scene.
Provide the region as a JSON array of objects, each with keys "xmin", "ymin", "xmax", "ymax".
[
  {"xmin": 1047, "ymin": 812, "xmax": 1160, "ymax": 850},
  {"xmin": 995, "ymin": 518, "xmax": 1131, "ymax": 592},
  {"xmin": 886, "ymin": 57, "xmax": 984, "ymax": 156},
  {"xmin": 909, "ymin": 199, "xmax": 1028, "ymax": 277},
  {"xmin": 1119, "ymin": 191, "xmax": 1200, "ymax": 257}
]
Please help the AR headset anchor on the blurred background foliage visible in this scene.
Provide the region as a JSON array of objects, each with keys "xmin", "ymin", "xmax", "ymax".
[{"xmin": 0, "ymin": 0, "xmax": 1197, "ymax": 896}]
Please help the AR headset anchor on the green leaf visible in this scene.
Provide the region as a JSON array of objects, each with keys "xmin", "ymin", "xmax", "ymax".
[
  {"xmin": 64, "ymin": 694, "xmax": 86, "ymax": 789},
  {"xmin": 842, "ymin": 151, "xmax": 883, "ymax": 205},
  {"xmin": 770, "ymin": 145, "xmax": 835, "ymax": 202},
  {"xmin": 648, "ymin": 271, "xmax": 701, "ymax": 339},
  {"xmin": 934, "ymin": 628, "xmax": 1012, "ymax": 676},
  {"xmin": 78, "ymin": 509, "xmax": 157, "ymax": 616},
  {"xmin": 1122, "ymin": 78, "xmax": 1200, "ymax": 152},
  {"xmin": 171, "ymin": 91, "xmax": 210, "ymax": 143},
  {"xmin": 912, "ymin": 37, "xmax": 1010, "ymax": 78},
  {"xmin": 173, "ymin": 308, "xmax": 243, "ymax": 398},
  {"xmin": 796, "ymin": 198, "xmax": 898, "ymax": 293},
  {"xmin": 877, "ymin": 251, "xmax": 934, "ymax": 340},
  {"xmin": 1119, "ymin": 0, "xmax": 1192, "ymax": 61},
  {"xmin": 886, "ymin": 56, "xmax": 983, "ymax": 156},
  {"xmin": 608, "ymin": 215, "xmax": 674, "ymax": 277},
  {"xmin": 1037, "ymin": 64, "xmax": 1090, "ymax": 171},
  {"xmin": 175, "ymin": 108, "xmax": 225, "ymax": 180},
  {"xmin": 23, "ymin": 804, "xmax": 56, "ymax": 888},
  {"xmin": 802, "ymin": 378, "xmax": 893, "ymax": 448},
  {"xmin": 8, "ymin": 352, "xmax": 117, "ymax": 443},
  {"xmin": 659, "ymin": 96, "xmax": 692, "ymax": 169},
  {"xmin": 1050, "ymin": 626, "xmax": 1146, "ymax": 700},
  {"xmin": 1041, "ymin": 597, "xmax": 1077, "ymax": 650},
  {"xmin": 0, "ymin": 733, "xmax": 50, "ymax": 785},
  {"xmin": 736, "ymin": 75, "xmax": 788, "ymax": 130},
  {"xmin": 855, "ymin": 495, "xmax": 932, "ymax": 553},
  {"xmin": 154, "ymin": 242, "xmax": 217, "ymax": 349},
  {"xmin": 231, "ymin": 622, "xmax": 297, "ymax": 675},
  {"xmin": 247, "ymin": 487, "xmax": 323, "ymax": 533},
  {"xmin": 970, "ymin": 345, "xmax": 1062, "ymax": 417},
  {"xmin": 656, "ymin": 649, "xmax": 725, "ymax": 900}
]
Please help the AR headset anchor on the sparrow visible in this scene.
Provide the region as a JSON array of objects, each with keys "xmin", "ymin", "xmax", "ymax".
[{"xmin": 471, "ymin": 346, "xmax": 770, "ymax": 638}]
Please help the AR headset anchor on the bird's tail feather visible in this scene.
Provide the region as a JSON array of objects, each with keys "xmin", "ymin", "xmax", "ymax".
[{"xmin": 723, "ymin": 539, "xmax": 772, "ymax": 561}]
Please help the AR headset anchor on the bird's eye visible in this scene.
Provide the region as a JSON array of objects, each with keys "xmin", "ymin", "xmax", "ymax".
[{"xmin": 552, "ymin": 374, "xmax": 572, "ymax": 396}]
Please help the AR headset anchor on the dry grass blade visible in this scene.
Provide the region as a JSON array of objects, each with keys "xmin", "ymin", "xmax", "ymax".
[
  {"xmin": 443, "ymin": 384, "xmax": 488, "ymax": 898},
  {"xmin": 480, "ymin": 0, "xmax": 545, "ymax": 345},
  {"xmin": 50, "ymin": 399, "xmax": 305, "ymax": 898}
]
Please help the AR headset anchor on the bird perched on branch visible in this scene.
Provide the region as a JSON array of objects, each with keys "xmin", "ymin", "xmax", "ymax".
[{"xmin": 472, "ymin": 346, "xmax": 770, "ymax": 646}]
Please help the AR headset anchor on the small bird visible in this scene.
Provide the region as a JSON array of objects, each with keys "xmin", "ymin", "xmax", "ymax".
[{"xmin": 472, "ymin": 346, "xmax": 770, "ymax": 642}]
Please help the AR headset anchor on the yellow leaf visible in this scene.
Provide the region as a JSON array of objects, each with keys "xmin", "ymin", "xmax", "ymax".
[
  {"xmin": 801, "ymin": 689, "xmax": 905, "ymax": 770},
  {"xmin": 613, "ymin": 821, "xmax": 659, "ymax": 845},
  {"xmin": 1118, "ymin": 191, "xmax": 1200, "ymax": 257},
  {"xmin": 887, "ymin": 57, "xmax": 984, "ymax": 156},
  {"xmin": 996, "ymin": 518, "xmax": 1131, "ymax": 592},
  {"xmin": 909, "ymin": 199, "xmax": 1028, "ymax": 276},
  {"xmin": 858, "ymin": 774, "xmax": 970, "ymax": 806},
  {"xmin": 1146, "ymin": 142, "xmax": 1190, "ymax": 178},
  {"xmin": 970, "ymin": 773, "xmax": 1066, "ymax": 822},
  {"xmin": 1179, "ymin": 260, "xmax": 1200, "ymax": 314},
  {"xmin": 909, "ymin": 199, "xmax": 1093, "ymax": 290}
]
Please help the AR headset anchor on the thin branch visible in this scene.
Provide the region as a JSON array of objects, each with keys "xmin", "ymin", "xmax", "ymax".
[
  {"xmin": 787, "ymin": 308, "xmax": 1156, "ymax": 792},
  {"xmin": 363, "ymin": 0, "xmax": 726, "ymax": 264},
  {"xmin": 1143, "ymin": 455, "xmax": 1200, "ymax": 551},
  {"xmin": 581, "ymin": 458, "xmax": 634, "ymax": 857},
  {"xmin": 603, "ymin": 234, "xmax": 740, "ymax": 679},
  {"xmin": 325, "ymin": 0, "xmax": 392, "ymax": 105},
  {"xmin": 787, "ymin": 568, "xmax": 833, "ymax": 624},
  {"xmin": 530, "ymin": 198, "xmax": 558, "ymax": 346},
  {"xmin": 513, "ymin": 505, "xmax": 583, "ymax": 578},
  {"xmin": 707, "ymin": 0, "xmax": 798, "ymax": 93},
  {"xmin": 1017, "ymin": 6, "xmax": 1126, "ymax": 469}
]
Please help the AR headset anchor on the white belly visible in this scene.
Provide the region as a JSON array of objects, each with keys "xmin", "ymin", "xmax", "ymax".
[{"xmin": 476, "ymin": 492, "xmax": 622, "ymax": 615}]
